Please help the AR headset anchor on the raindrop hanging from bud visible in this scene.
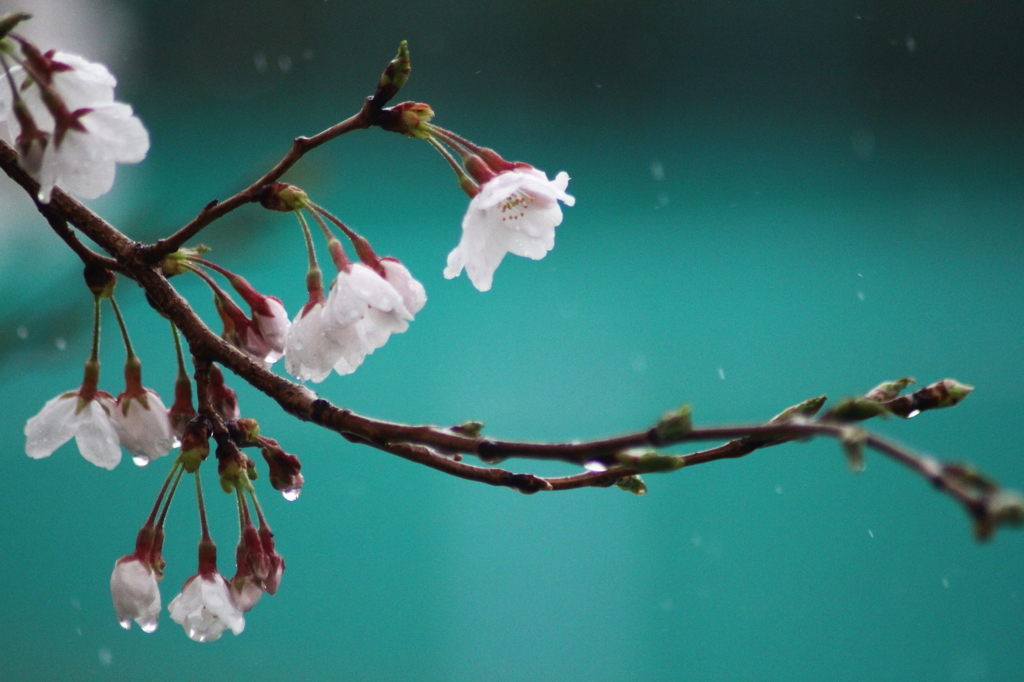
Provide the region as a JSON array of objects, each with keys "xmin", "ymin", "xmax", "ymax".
[
  {"xmin": 282, "ymin": 487, "xmax": 301, "ymax": 501},
  {"xmin": 132, "ymin": 455, "xmax": 150, "ymax": 467}
]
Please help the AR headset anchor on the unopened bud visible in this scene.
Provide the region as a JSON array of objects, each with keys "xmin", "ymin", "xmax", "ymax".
[
  {"xmin": 376, "ymin": 101, "xmax": 434, "ymax": 137},
  {"xmin": 769, "ymin": 395, "xmax": 828, "ymax": 423},
  {"xmin": 179, "ymin": 418, "xmax": 211, "ymax": 473},
  {"xmin": 0, "ymin": 11, "xmax": 32, "ymax": 40},
  {"xmin": 208, "ymin": 364, "xmax": 240, "ymax": 422},
  {"xmin": 228, "ymin": 418, "xmax": 260, "ymax": 446},
  {"xmin": 615, "ymin": 449, "xmax": 686, "ymax": 473},
  {"xmin": 84, "ymin": 264, "xmax": 116, "ymax": 299},
  {"xmin": 371, "ymin": 40, "xmax": 411, "ymax": 108},
  {"xmin": 826, "ymin": 397, "xmax": 890, "ymax": 422},
  {"xmin": 259, "ymin": 438, "xmax": 303, "ymax": 493},
  {"xmin": 615, "ymin": 475, "xmax": 648, "ymax": 496},
  {"xmin": 450, "ymin": 421, "xmax": 484, "ymax": 438},
  {"xmin": 217, "ymin": 440, "xmax": 246, "ymax": 494},
  {"xmin": 654, "ymin": 404, "xmax": 692, "ymax": 444},
  {"xmin": 933, "ymin": 379, "xmax": 974, "ymax": 408},
  {"xmin": 257, "ymin": 182, "xmax": 308, "ymax": 212},
  {"xmin": 865, "ymin": 377, "xmax": 915, "ymax": 403}
]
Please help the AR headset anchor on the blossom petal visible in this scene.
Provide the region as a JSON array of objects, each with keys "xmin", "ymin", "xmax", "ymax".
[
  {"xmin": 74, "ymin": 398, "xmax": 122, "ymax": 470},
  {"xmin": 24, "ymin": 392, "xmax": 80, "ymax": 460}
]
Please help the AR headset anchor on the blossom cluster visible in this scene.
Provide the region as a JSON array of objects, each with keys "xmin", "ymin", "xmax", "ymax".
[
  {"xmin": 0, "ymin": 33, "xmax": 148, "ymax": 203},
  {"xmin": 10, "ymin": 22, "xmax": 574, "ymax": 644}
]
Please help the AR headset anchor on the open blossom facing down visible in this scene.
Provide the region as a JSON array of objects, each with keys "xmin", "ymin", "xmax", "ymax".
[
  {"xmin": 0, "ymin": 51, "xmax": 149, "ymax": 202},
  {"xmin": 24, "ymin": 389, "xmax": 121, "ymax": 469},
  {"xmin": 168, "ymin": 573, "xmax": 245, "ymax": 643},
  {"xmin": 444, "ymin": 168, "xmax": 575, "ymax": 291},
  {"xmin": 112, "ymin": 388, "xmax": 174, "ymax": 465},
  {"xmin": 111, "ymin": 557, "xmax": 161, "ymax": 633},
  {"xmin": 250, "ymin": 296, "xmax": 290, "ymax": 362},
  {"xmin": 360, "ymin": 258, "xmax": 427, "ymax": 351},
  {"xmin": 286, "ymin": 261, "xmax": 426, "ymax": 382}
]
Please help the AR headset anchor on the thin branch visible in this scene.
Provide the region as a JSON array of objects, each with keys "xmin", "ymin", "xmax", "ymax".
[{"xmin": 141, "ymin": 106, "xmax": 375, "ymax": 261}]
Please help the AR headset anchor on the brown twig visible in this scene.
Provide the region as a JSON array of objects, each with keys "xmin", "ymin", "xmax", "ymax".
[{"xmin": 141, "ymin": 105, "xmax": 375, "ymax": 262}]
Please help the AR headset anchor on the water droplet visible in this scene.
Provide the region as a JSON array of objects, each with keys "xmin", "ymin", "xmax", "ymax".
[
  {"xmin": 282, "ymin": 487, "xmax": 301, "ymax": 501},
  {"xmin": 118, "ymin": 618, "xmax": 131, "ymax": 630},
  {"xmin": 141, "ymin": 620, "xmax": 158, "ymax": 633},
  {"xmin": 16, "ymin": 326, "xmax": 28, "ymax": 340},
  {"xmin": 857, "ymin": 290, "xmax": 865, "ymax": 301},
  {"xmin": 253, "ymin": 52, "xmax": 267, "ymax": 73},
  {"xmin": 55, "ymin": 337, "xmax": 67, "ymax": 350},
  {"xmin": 278, "ymin": 54, "xmax": 292, "ymax": 72},
  {"xmin": 650, "ymin": 161, "xmax": 665, "ymax": 182},
  {"xmin": 941, "ymin": 577, "xmax": 950, "ymax": 589},
  {"xmin": 172, "ymin": 438, "xmax": 182, "ymax": 449},
  {"xmin": 718, "ymin": 367, "xmax": 726, "ymax": 380},
  {"xmin": 132, "ymin": 455, "xmax": 150, "ymax": 467},
  {"xmin": 868, "ymin": 529, "xmax": 874, "ymax": 538},
  {"xmin": 98, "ymin": 648, "xmax": 112, "ymax": 667},
  {"xmin": 907, "ymin": 409, "xmax": 921, "ymax": 418},
  {"xmin": 585, "ymin": 461, "xmax": 608, "ymax": 472},
  {"xmin": 774, "ymin": 485, "xmax": 783, "ymax": 494}
]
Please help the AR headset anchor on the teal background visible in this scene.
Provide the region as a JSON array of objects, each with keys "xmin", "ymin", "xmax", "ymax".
[{"xmin": 1, "ymin": 1, "xmax": 1022, "ymax": 680}]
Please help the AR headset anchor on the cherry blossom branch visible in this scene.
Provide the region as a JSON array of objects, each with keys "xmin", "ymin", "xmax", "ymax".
[
  {"xmin": 142, "ymin": 107, "xmax": 373, "ymax": 262},
  {"xmin": 0, "ymin": 140, "xmax": 123, "ymax": 273},
  {"xmin": 3, "ymin": 138, "xmax": 1023, "ymax": 538}
]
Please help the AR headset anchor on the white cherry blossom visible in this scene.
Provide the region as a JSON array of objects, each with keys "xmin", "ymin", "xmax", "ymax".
[
  {"xmin": 444, "ymin": 168, "xmax": 575, "ymax": 291},
  {"xmin": 325, "ymin": 263, "xmax": 407, "ymax": 374},
  {"xmin": 358, "ymin": 258, "xmax": 427, "ymax": 352},
  {"xmin": 110, "ymin": 557, "xmax": 161, "ymax": 633},
  {"xmin": 111, "ymin": 388, "xmax": 174, "ymax": 466},
  {"xmin": 168, "ymin": 573, "xmax": 245, "ymax": 643},
  {"xmin": 285, "ymin": 301, "xmax": 356, "ymax": 383},
  {"xmin": 251, "ymin": 296, "xmax": 290, "ymax": 362},
  {"xmin": 0, "ymin": 52, "xmax": 149, "ymax": 202},
  {"xmin": 24, "ymin": 390, "xmax": 121, "ymax": 469}
]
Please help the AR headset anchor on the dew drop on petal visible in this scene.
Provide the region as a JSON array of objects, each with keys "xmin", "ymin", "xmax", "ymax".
[
  {"xmin": 282, "ymin": 487, "xmax": 301, "ymax": 501},
  {"xmin": 118, "ymin": 618, "xmax": 131, "ymax": 630},
  {"xmin": 140, "ymin": 620, "xmax": 158, "ymax": 634},
  {"xmin": 585, "ymin": 461, "xmax": 608, "ymax": 472},
  {"xmin": 907, "ymin": 409, "xmax": 921, "ymax": 418},
  {"xmin": 172, "ymin": 437, "xmax": 182, "ymax": 449},
  {"xmin": 132, "ymin": 455, "xmax": 150, "ymax": 467}
]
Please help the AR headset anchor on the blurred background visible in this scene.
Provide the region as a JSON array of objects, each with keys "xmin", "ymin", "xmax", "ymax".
[{"xmin": 1, "ymin": 1, "xmax": 1022, "ymax": 680}]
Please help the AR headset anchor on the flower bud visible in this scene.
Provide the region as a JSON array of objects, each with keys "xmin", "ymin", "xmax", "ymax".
[
  {"xmin": 257, "ymin": 182, "xmax": 308, "ymax": 212},
  {"xmin": 450, "ymin": 421, "xmax": 484, "ymax": 438},
  {"xmin": 769, "ymin": 395, "xmax": 828, "ymax": 423},
  {"xmin": 825, "ymin": 397, "xmax": 890, "ymax": 422},
  {"xmin": 654, "ymin": 405, "xmax": 692, "ymax": 444},
  {"xmin": 208, "ymin": 364, "xmax": 240, "ymax": 422},
  {"xmin": 865, "ymin": 377, "xmax": 915, "ymax": 403},
  {"xmin": 615, "ymin": 449, "xmax": 686, "ymax": 473},
  {"xmin": 179, "ymin": 418, "xmax": 211, "ymax": 473},
  {"xmin": 0, "ymin": 11, "xmax": 32, "ymax": 40},
  {"xmin": 371, "ymin": 40, "xmax": 411, "ymax": 108},
  {"xmin": 228, "ymin": 418, "xmax": 260, "ymax": 446},
  {"xmin": 259, "ymin": 438, "xmax": 303, "ymax": 497},
  {"xmin": 615, "ymin": 475, "xmax": 648, "ymax": 495},
  {"xmin": 217, "ymin": 440, "xmax": 247, "ymax": 493},
  {"xmin": 84, "ymin": 264, "xmax": 116, "ymax": 299},
  {"xmin": 376, "ymin": 101, "xmax": 434, "ymax": 138}
]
